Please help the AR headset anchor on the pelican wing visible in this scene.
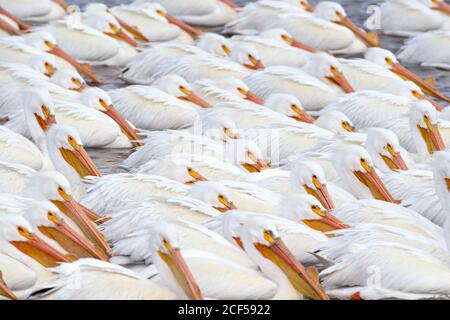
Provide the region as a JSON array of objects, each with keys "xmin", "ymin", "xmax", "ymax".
[{"xmin": 0, "ymin": 160, "xmax": 34, "ymax": 195}]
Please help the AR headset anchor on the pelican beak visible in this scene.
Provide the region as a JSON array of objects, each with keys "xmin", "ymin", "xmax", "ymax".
[
  {"xmin": 291, "ymin": 39, "xmax": 317, "ymax": 53},
  {"xmin": 51, "ymin": 191, "xmax": 110, "ymax": 255},
  {"xmin": 186, "ymin": 168, "xmax": 208, "ymax": 184},
  {"xmin": 290, "ymin": 104, "xmax": 315, "ymax": 124},
  {"xmin": 244, "ymin": 56, "xmax": 265, "ymax": 70},
  {"xmin": 255, "ymin": 237, "xmax": 329, "ymax": 300},
  {"xmin": 59, "ymin": 144, "xmax": 101, "ymax": 178},
  {"xmin": 0, "ymin": 7, "xmax": 31, "ymax": 30},
  {"xmin": 38, "ymin": 214, "xmax": 109, "ymax": 261},
  {"xmin": 417, "ymin": 118, "xmax": 446, "ymax": 154},
  {"xmin": 0, "ymin": 18, "xmax": 22, "ymax": 35},
  {"xmin": 354, "ymin": 167, "xmax": 398, "ymax": 203},
  {"xmin": 111, "ymin": 13, "xmax": 149, "ymax": 42},
  {"xmin": 220, "ymin": 0, "xmax": 239, "ymax": 9},
  {"xmin": 214, "ymin": 195, "xmax": 237, "ymax": 212},
  {"xmin": 11, "ymin": 229, "xmax": 72, "ymax": 268},
  {"xmin": 0, "ymin": 272, "xmax": 16, "ymax": 300},
  {"xmin": 433, "ymin": 1, "xmax": 450, "ymax": 16},
  {"xmin": 101, "ymin": 102, "xmax": 143, "ymax": 147},
  {"xmin": 390, "ymin": 63, "xmax": 450, "ymax": 103},
  {"xmin": 327, "ymin": 67, "xmax": 354, "ymax": 93},
  {"xmin": 243, "ymin": 90, "xmax": 265, "ymax": 105},
  {"xmin": 69, "ymin": 78, "xmax": 86, "ymax": 92},
  {"xmin": 335, "ymin": 16, "xmax": 380, "ymax": 47},
  {"xmin": 381, "ymin": 145, "xmax": 408, "ymax": 171},
  {"xmin": 158, "ymin": 244, "xmax": 203, "ymax": 300},
  {"xmin": 52, "ymin": 0, "xmax": 69, "ymax": 11},
  {"xmin": 165, "ymin": 14, "xmax": 203, "ymax": 38},
  {"xmin": 445, "ymin": 178, "xmax": 450, "ymax": 191},
  {"xmin": 35, "ymin": 113, "xmax": 56, "ymax": 132},
  {"xmin": 242, "ymin": 159, "xmax": 271, "ymax": 173},
  {"xmin": 49, "ymin": 45, "xmax": 102, "ymax": 84},
  {"xmin": 232, "ymin": 236, "xmax": 244, "ymax": 249},
  {"xmin": 304, "ymin": 183, "xmax": 335, "ymax": 210},
  {"xmin": 107, "ymin": 24, "xmax": 140, "ymax": 48},
  {"xmin": 302, "ymin": 207, "xmax": 349, "ymax": 233},
  {"xmin": 179, "ymin": 88, "xmax": 211, "ymax": 108}
]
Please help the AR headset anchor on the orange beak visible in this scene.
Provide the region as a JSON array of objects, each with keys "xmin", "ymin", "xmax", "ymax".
[
  {"xmin": 166, "ymin": 15, "xmax": 203, "ymax": 38},
  {"xmin": 327, "ymin": 69, "xmax": 354, "ymax": 93},
  {"xmin": 244, "ymin": 91, "xmax": 265, "ymax": 105},
  {"xmin": 102, "ymin": 104, "xmax": 143, "ymax": 147},
  {"xmin": 60, "ymin": 145, "xmax": 101, "ymax": 178},
  {"xmin": 433, "ymin": 1, "xmax": 450, "ymax": 16},
  {"xmin": 107, "ymin": 29, "xmax": 140, "ymax": 48},
  {"xmin": 417, "ymin": 123, "xmax": 446, "ymax": 154},
  {"xmin": 220, "ymin": 0, "xmax": 239, "ymax": 9},
  {"xmin": 381, "ymin": 152, "xmax": 408, "ymax": 171},
  {"xmin": 182, "ymin": 92, "xmax": 212, "ymax": 108},
  {"xmin": 336, "ymin": 17, "xmax": 380, "ymax": 47},
  {"xmin": 244, "ymin": 60, "xmax": 265, "ymax": 70},
  {"xmin": 291, "ymin": 40, "xmax": 317, "ymax": 53},
  {"xmin": 0, "ymin": 7, "xmax": 31, "ymax": 30},
  {"xmin": 52, "ymin": 0, "xmax": 69, "ymax": 11},
  {"xmin": 390, "ymin": 63, "xmax": 450, "ymax": 103},
  {"xmin": 112, "ymin": 14, "xmax": 149, "ymax": 42},
  {"xmin": 354, "ymin": 169, "xmax": 398, "ymax": 203},
  {"xmin": 0, "ymin": 16, "xmax": 21, "ymax": 35},
  {"xmin": 0, "ymin": 271, "xmax": 16, "ymax": 300},
  {"xmin": 50, "ymin": 46, "xmax": 102, "ymax": 85}
]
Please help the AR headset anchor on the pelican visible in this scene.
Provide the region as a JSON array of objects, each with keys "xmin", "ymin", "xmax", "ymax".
[
  {"xmin": 40, "ymin": 10, "xmax": 137, "ymax": 67},
  {"xmin": 0, "ymin": 252, "xmax": 36, "ymax": 300},
  {"xmin": 192, "ymin": 77, "xmax": 265, "ymax": 105},
  {"xmin": 375, "ymin": 0, "xmax": 450, "ymax": 36},
  {"xmin": 0, "ymin": 6, "xmax": 30, "ymax": 32},
  {"xmin": 398, "ymin": 30, "xmax": 450, "ymax": 70},
  {"xmin": 0, "ymin": 0, "xmax": 67, "ymax": 22},
  {"xmin": 244, "ymin": 53, "xmax": 354, "ymax": 111},
  {"xmin": 108, "ymin": 75, "xmax": 208, "ymax": 131},
  {"xmin": 121, "ymin": 33, "xmax": 232, "ymax": 84},
  {"xmin": 314, "ymin": 110, "xmax": 356, "ymax": 134},
  {"xmin": 0, "ymin": 31, "xmax": 101, "ymax": 83},
  {"xmin": 230, "ymin": 29, "xmax": 308, "ymax": 67}
]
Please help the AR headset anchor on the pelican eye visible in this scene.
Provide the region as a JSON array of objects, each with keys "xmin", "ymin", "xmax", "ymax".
[
  {"xmin": 17, "ymin": 226, "xmax": 29, "ymax": 238},
  {"xmin": 218, "ymin": 194, "xmax": 225, "ymax": 201},
  {"xmin": 263, "ymin": 229, "xmax": 275, "ymax": 243}
]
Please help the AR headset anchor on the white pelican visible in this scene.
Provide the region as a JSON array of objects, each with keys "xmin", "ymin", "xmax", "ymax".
[
  {"xmin": 0, "ymin": 252, "xmax": 36, "ymax": 300},
  {"xmin": 0, "ymin": 31, "xmax": 101, "ymax": 83},
  {"xmin": 121, "ymin": 33, "xmax": 232, "ymax": 84},
  {"xmin": 398, "ymin": 30, "xmax": 450, "ymax": 70},
  {"xmin": 192, "ymin": 77, "xmax": 265, "ymax": 105},
  {"xmin": 108, "ymin": 75, "xmax": 208, "ymax": 131},
  {"xmin": 245, "ymin": 159, "xmax": 356, "ymax": 210},
  {"xmin": 230, "ymin": 29, "xmax": 308, "ymax": 67},
  {"xmin": 341, "ymin": 47, "xmax": 450, "ymax": 103},
  {"xmin": 140, "ymin": 0, "xmax": 237, "ymax": 27},
  {"xmin": 314, "ymin": 110, "xmax": 356, "ymax": 134},
  {"xmin": 40, "ymin": 11, "xmax": 137, "ymax": 67},
  {"xmin": 244, "ymin": 53, "xmax": 354, "ymax": 111},
  {"xmin": 110, "ymin": 2, "xmax": 202, "ymax": 40},
  {"xmin": 376, "ymin": 0, "xmax": 450, "ymax": 35},
  {"xmin": 0, "ymin": 0, "xmax": 67, "ymax": 22}
]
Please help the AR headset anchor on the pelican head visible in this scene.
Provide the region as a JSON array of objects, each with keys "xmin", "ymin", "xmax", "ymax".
[
  {"xmin": 83, "ymin": 11, "xmax": 138, "ymax": 47},
  {"xmin": 50, "ymin": 69, "xmax": 86, "ymax": 91},
  {"xmin": 186, "ymin": 181, "xmax": 236, "ymax": 212},
  {"xmin": 46, "ymin": 124, "xmax": 101, "ymax": 178},
  {"xmin": 265, "ymin": 93, "xmax": 314, "ymax": 123},
  {"xmin": 239, "ymin": 217, "xmax": 329, "ymax": 300},
  {"xmin": 196, "ymin": 33, "xmax": 232, "ymax": 57},
  {"xmin": 23, "ymin": 202, "xmax": 107, "ymax": 261},
  {"xmin": 225, "ymin": 139, "xmax": 271, "ymax": 173},
  {"xmin": 333, "ymin": 144, "xmax": 397, "ymax": 202},
  {"xmin": 22, "ymin": 31, "xmax": 58, "ymax": 53},
  {"xmin": 202, "ymin": 115, "xmax": 240, "ymax": 141},
  {"xmin": 28, "ymin": 171, "xmax": 109, "ymax": 256},
  {"xmin": 230, "ymin": 44, "xmax": 265, "ymax": 70},
  {"xmin": 80, "ymin": 87, "xmax": 142, "ymax": 147},
  {"xmin": 410, "ymin": 100, "xmax": 446, "ymax": 155},
  {"xmin": 290, "ymin": 159, "xmax": 335, "ymax": 210},
  {"xmin": 155, "ymin": 74, "xmax": 211, "ymax": 108},
  {"xmin": 259, "ymin": 28, "xmax": 296, "ymax": 46},
  {"xmin": 151, "ymin": 224, "xmax": 203, "ymax": 300},
  {"xmin": 142, "ymin": 157, "xmax": 207, "ymax": 184},
  {"xmin": 420, "ymin": 0, "xmax": 450, "ymax": 15},
  {"xmin": 304, "ymin": 52, "xmax": 354, "ymax": 93},
  {"xmin": 315, "ymin": 1, "xmax": 379, "ymax": 47},
  {"xmin": 210, "ymin": 77, "xmax": 264, "ymax": 104},
  {"xmin": 0, "ymin": 213, "xmax": 70, "ymax": 268},
  {"xmin": 365, "ymin": 128, "xmax": 408, "ymax": 172},
  {"xmin": 22, "ymin": 87, "xmax": 56, "ymax": 135},
  {"xmin": 27, "ymin": 54, "xmax": 57, "ymax": 77},
  {"xmin": 280, "ymin": 194, "xmax": 348, "ymax": 232},
  {"xmin": 316, "ymin": 111, "xmax": 355, "ymax": 134}
]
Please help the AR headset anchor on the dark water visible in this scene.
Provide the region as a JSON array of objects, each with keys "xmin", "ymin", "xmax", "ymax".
[{"xmin": 67, "ymin": 0, "xmax": 450, "ymax": 173}]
